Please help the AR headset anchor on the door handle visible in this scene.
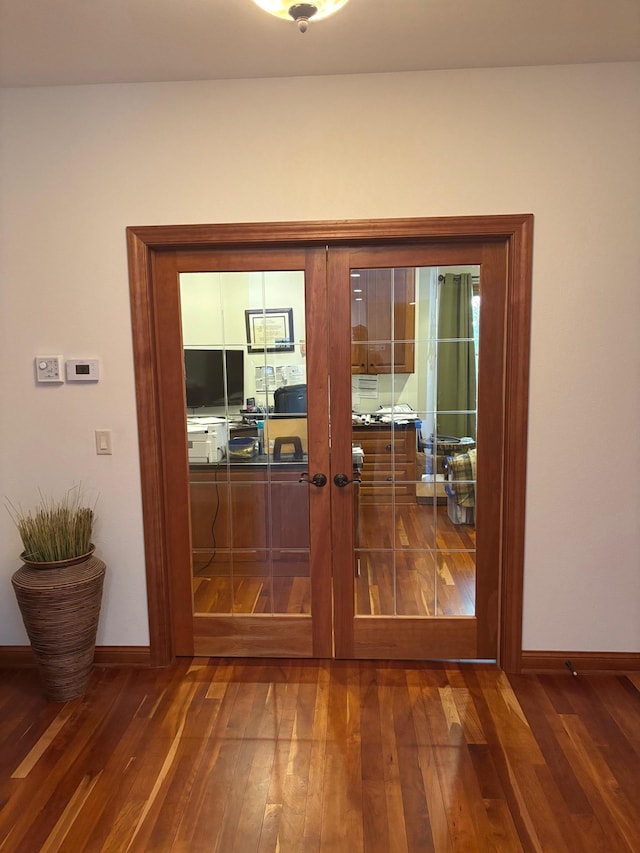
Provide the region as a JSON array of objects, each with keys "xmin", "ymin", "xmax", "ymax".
[
  {"xmin": 333, "ymin": 472, "xmax": 362, "ymax": 487},
  {"xmin": 299, "ymin": 472, "xmax": 328, "ymax": 487}
]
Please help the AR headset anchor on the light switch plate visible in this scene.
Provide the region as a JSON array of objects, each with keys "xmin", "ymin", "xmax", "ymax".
[
  {"xmin": 95, "ymin": 429, "xmax": 112, "ymax": 455},
  {"xmin": 35, "ymin": 355, "xmax": 64, "ymax": 383}
]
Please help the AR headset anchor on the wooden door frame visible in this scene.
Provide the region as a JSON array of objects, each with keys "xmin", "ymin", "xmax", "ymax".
[{"xmin": 127, "ymin": 215, "xmax": 533, "ymax": 672}]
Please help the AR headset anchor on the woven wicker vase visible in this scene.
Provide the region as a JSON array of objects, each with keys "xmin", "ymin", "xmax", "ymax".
[{"xmin": 11, "ymin": 548, "xmax": 106, "ymax": 703}]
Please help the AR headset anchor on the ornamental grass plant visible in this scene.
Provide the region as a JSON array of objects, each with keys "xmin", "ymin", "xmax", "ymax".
[{"xmin": 6, "ymin": 488, "xmax": 95, "ymax": 563}]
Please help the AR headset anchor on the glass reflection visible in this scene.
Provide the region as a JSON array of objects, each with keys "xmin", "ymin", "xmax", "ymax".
[
  {"xmin": 352, "ymin": 266, "xmax": 478, "ymax": 617},
  {"xmin": 180, "ymin": 271, "xmax": 311, "ymax": 617}
]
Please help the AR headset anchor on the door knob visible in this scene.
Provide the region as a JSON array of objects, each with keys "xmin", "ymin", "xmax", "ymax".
[
  {"xmin": 333, "ymin": 472, "xmax": 362, "ymax": 487},
  {"xmin": 299, "ymin": 472, "xmax": 328, "ymax": 487}
]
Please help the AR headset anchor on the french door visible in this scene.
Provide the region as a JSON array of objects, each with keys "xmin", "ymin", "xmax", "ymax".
[
  {"xmin": 128, "ymin": 217, "xmax": 532, "ymax": 668},
  {"xmin": 329, "ymin": 243, "xmax": 504, "ymax": 660},
  {"xmin": 153, "ymin": 246, "xmax": 332, "ymax": 657}
]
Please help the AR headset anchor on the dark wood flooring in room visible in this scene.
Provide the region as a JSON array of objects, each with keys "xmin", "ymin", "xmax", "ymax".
[
  {"xmin": 193, "ymin": 505, "xmax": 475, "ymax": 617},
  {"xmin": 1, "ymin": 660, "xmax": 639, "ymax": 851}
]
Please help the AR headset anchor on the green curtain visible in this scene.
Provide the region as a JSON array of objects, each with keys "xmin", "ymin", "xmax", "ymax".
[{"xmin": 436, "ymin": 273, "xmax": 477, "ymax": 439}]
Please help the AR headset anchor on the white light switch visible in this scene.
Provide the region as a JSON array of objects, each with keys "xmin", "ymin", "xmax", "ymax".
[{"xmin": 95, "ymin": 429, "xmax": 112, "ymax": 455}]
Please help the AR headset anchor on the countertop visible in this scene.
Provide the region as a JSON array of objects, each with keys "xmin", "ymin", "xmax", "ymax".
[
  {"xmin": 352, "ymin": 419, "xmax": 417, "ymax": 430},
  {"xmin": 190, "ymin": 454, "xmax": 307, "ymax": 469}
]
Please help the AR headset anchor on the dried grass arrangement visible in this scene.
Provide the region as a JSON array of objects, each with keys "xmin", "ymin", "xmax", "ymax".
[
  {"xmin": 7, "ymin": 488, "xmax": 96, "ymax": 564},
  {"xmin": 8, "ymin": 487, "xmax": 105, "ymax": 701}
]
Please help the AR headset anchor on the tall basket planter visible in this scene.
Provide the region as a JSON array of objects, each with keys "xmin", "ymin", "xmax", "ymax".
[{"xmin": 12, "ymin": 548, "xmax": 105, "ymax": 702}]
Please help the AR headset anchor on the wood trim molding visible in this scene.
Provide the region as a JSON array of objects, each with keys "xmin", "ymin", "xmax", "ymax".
[
  {"xmin": 0, "ymin": 646, "xmax": 152, "ymax": 668},
  {"xmin": 127, "ymin": 213, "xmax": 533, "ymax": 251},
  {"xmin": 127, "ymin": 229, "xmax": 174, "ymax": 667},
  {"xmin": 521, "ymin": 650, "xmax": 640, "ymax": 673},
  {"xmin": 0, "ymin": 646, "xmax": 34, "ymax": 667},
  {"xmin": 93, "ymin": 647, "xmax": 152, "ymax": 666},
  {"xmin": 126, "ymin": 215, "xmax": 534, "ymax": 672},
  {"xmin": 499, "ymin": 214, "xmax": 534, "ymax": 672},
  {"xmin": 127, "ymin": 215, "xmax": 533, "ymax": 249}
]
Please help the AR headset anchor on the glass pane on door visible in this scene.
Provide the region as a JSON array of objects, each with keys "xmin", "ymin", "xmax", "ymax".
[
  {"xmin": 181, "ymin": 270, "xmax": 311, "ymax": 617},
  {"xmin": 351, "ymin": 266, "xmax": 479, "ymax": 618}
]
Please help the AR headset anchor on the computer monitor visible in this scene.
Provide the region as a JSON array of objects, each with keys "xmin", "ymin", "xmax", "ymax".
[
  {"xmin": 184, "ymin": 348, "xmax": 244, "ymax": 410},
  {"xmin": 273, "ymin": 384, "xmax": 307, "ymax": 414}
]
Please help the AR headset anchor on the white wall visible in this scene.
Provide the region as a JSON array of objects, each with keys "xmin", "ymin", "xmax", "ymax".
[{"xmin": 1, "ymin": 63, "xmax": 638, "ymax": 652}]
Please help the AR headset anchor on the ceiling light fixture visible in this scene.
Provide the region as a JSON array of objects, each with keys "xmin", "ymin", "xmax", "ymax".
[{"xmin": 252, "ymin": 0, "xmax": 349, "ymax": 33}]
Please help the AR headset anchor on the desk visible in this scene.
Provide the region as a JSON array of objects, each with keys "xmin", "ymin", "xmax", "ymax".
[
  {"xmin": 352, "ymin": 422, "xmax": 417, "ymax": 503},
  {"xmin": 189, "ymin": 460, "xmax": 309, "ymax": 558}
]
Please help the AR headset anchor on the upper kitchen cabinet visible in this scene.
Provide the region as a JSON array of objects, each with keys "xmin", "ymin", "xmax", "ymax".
[{"xmin": 351, "ymin": 268, "xmax": 415, "ymax": 374}]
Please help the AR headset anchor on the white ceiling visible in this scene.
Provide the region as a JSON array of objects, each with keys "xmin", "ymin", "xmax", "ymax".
[{"xmin": 1, "ymin": 0, "xmax": 639, "ymax": 89}]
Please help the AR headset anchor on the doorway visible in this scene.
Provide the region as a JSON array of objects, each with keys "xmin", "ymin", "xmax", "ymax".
[{"xmin": 127, "ymin": 216, "xmax": 532, "ymax": 670}]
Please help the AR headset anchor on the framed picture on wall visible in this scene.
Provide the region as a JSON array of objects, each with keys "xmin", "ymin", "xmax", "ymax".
[{"xmin": 245, "ymin": 308, "xmax": 294, "ymax": 353}]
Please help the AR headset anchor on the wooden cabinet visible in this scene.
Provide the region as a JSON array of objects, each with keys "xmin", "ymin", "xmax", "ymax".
[
  {"xmin": 351, "ymin": 268, "xmax": 415, "ymax": 374},
  {"xmin": 352, "ymin": 424, "xmax": 417, "ymax": 503}
]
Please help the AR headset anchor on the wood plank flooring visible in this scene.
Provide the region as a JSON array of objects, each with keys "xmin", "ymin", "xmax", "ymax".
[
  {"xmin": 1, "ymin": 660, "xmax": 639, "ymax": 851},
  {"xmin": 194, "ymin": 506, "xmax": 475, "ymax": 617}
]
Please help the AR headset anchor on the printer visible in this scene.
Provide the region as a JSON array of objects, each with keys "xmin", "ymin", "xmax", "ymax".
[{"xmin": 187, "ymin": 418, "xmax": 227, "ymax": 463}]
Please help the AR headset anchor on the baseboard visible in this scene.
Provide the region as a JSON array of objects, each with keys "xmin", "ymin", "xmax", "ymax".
[
  {"xmin": 0, "ymin": 647, "xmax": 34, "ymax": 667},
  {"xmin": 3, "ymin": 646, "xmax": 637, "ymax": 673},
  {"xmin": 521, "ymin": 650, "xmax": 640, "ymax": 673},
  {"xmin": 94, "ymin": 646, "xmax": 152, "ymax": 666},
  {"xmin": 0, "ymin": 646, "xmax": 151, "ymax": 668}
]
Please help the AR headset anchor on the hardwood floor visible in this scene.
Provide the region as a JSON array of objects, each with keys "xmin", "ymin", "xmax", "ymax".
[
  {"xmin": 1, "ymin": 660, "xmax": 638, "ymax": 851},
  {"xmin": 193, "ymin": 506, "xmax": 475, "ymax": 617}
]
